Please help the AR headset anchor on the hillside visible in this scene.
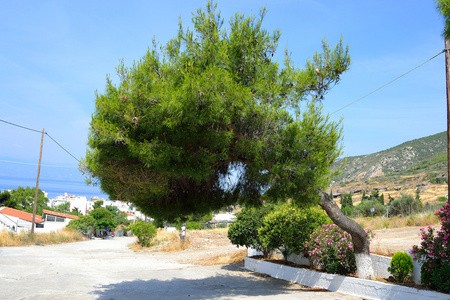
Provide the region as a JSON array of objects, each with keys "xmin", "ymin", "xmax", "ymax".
[
  {"xmin": 330, "ymin": 132, "xmax": 448, "ymax": 206},
  {"xmin": 332, "ymin": 131, "xmax": 447, "ymax": 183}
]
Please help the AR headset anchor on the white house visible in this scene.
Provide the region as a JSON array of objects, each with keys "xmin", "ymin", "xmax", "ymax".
[
  {"xmin": 41, "ymin": 209, "xmax": 78, "ymax": 233},
  {"xmin": 0, "ymin": 206, "xmax": 45, "ymax": 233},
  {"xmin": 50, "ymin": 193, "xmax": 89, "ymax": 215}
]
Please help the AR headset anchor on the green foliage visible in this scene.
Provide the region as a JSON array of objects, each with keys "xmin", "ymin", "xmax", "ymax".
[
  {"xmin": 355, "ymin": 199, "xmax": 385, "ymax": 217},
  {"xmin": 436, "ymin": 0, "xmax": 450, "ymax": 38},
  {"xmin": 174, "ymin": 213, "xmax": 213, "ymax": 230},
  {"xmin": 389, "ymin": 194, "xmax": 422, "ymax": 216},
  {"xmin": 113, "ymin": 211, "xmax": 131, "ymax": 226},
  {"xmin": 83, "ymin": 1, "xmax": 350, "ymax": 221},
  {"xmin": 105, "ymin": 205, "xmax": 120, "ymax": 216},
  {"xmin": 306, "ymin": 224, "xmax": 356, "ymax": 275},
  {"xmin": 66, "ymin": 215, "xmax": 96, "ymax": 235},
  {"xmin": 7, "ymin": 186, "xmax": 50, "ymax": 215},
  {"xmin": 258, "ymin": 204, "xmax": 331, "ymax": 259},
  {"xmin": 89, "ymin": 207, "xmax": 117, "ymax": 230},
  {"xmin": 388, "ymin": 252, "xmax": 414, "ymax": 283},
  {"xmin": 54, "ymin": 202, "xmax": 70, "ymax": 213},
  {"xmin": 227, "ymin": 204, "xmax": 275, "ymax": 257},
  {"xmin": 93, "ymin": 200, "xmax": 103, "ymax": 210},
  {"xmin": 340, "ymin": 193, "xmax": 353, "ymax": 209},
  {"xmin": 0, "ymin": 190, "xmax": 12, "ymax": 207},
  {"xmin": 130, "ymin": 221, "xmax": 157, "ymax": 247},
  {"xmin": 90, "ymin": 207, "xmax": 114, "ymax": 220},
  {"xmin": 412, "ymin": 204, "xmax": 450, "ymax": 293}
]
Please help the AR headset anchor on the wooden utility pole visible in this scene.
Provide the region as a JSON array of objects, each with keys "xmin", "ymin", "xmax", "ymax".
[{"xmin": 31, "ymin": 128, "xmax": 44, "ymax": 235}]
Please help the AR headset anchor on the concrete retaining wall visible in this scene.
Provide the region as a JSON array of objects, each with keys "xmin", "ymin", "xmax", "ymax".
[
  {"xmin": 248, "ymin": 248, "xmax": 420, "ymax": 283},
  {"xmin": 244, "ymin": 257, "xmax": 448, "ymax": 300}
]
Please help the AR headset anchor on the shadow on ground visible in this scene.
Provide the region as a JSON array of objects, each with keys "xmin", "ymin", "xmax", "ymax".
[{"xmin": 92, "ymin": 264, "xmax": 332, "ymax": 300}]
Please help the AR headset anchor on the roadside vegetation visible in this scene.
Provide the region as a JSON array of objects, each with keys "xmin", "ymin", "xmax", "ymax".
[{"xmin": 0, "ymin": 228, "xmax": 86, "ymax": 247}]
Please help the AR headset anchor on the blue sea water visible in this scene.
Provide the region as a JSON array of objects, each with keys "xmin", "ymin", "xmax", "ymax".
[
  {"xmin": 0, "ymin": 175, "xmax": 108, "ymax": 200},
  {"xmin": 0, "ymin": 162, "xmax": 109, "ymax": 200}
]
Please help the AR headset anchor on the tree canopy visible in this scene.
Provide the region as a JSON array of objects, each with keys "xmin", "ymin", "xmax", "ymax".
[
  {"xmin": 83, "ymin": 2, "xmax": 350, "ymax": 221},
  {"xmin": 1, "ymin": 187, "xmax": 49, "ymax": 215}
]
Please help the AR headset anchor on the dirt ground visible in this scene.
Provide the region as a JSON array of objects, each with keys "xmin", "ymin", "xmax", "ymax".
[
  {"xmin": 370, "ymin": 225, "xmax": 431, "ymax": 256},
  {"xmin": 147, "ymin": 225, "xmax": 434, "ymax": 266}
]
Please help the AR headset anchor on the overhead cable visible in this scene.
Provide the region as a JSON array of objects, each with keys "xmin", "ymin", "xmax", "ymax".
[
  {"xmin": 331, "ymin": 50, "xmax": 445, "ymax": 115},
  {"xmin": 0, "ymin": 159, "xmax": 77, "ymax": 168},
  {"xmin": 0, "ymin": 119, "xmax": 42, "ymax": 133},
  {"xmin": 0, "ymin": 118, "xmax": 80, "ymax": 163}
]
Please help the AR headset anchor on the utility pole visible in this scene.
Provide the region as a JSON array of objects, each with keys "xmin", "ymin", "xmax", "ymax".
[
  {"xmin": 446, "ymin": 38, "xmax": 450, "ymax": 204},
  {"xmin": 31, "ymin": 128, "xmax": 44, "ymax": 235}
]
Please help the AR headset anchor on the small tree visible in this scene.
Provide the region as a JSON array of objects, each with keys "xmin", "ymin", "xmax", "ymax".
[
  {"xmin": 355, "ymin": 199, "xmax": 385, "ymax": 217},
  {"xmin": 388, "ymin": 252, "xmax": 414, "ymax": 283},
  {"xmin": 8, "ymin": 186, "xmax": 50, "ymax": 215},
  {"xmin": 90, "ymin": 207, "xmax": 117, "ymax": 231},
  {"xmin": 390, "ymin": 194, "xmax": 421, "ymax": 216},
  {"xmin": 54, "ymin": 202, "xmax": 70, "ymax": 213},
  {"xmin": 130, "ymin": 221, "xmax": 157, "ymax": 247},
  {"xmin": 258, "ymin": 204, "xmax": 331, "ymax": 259},
  {"xmin": 340, "ymin": 193, "xmax": 353, "ymax": 210},
  {"xmin": 93, "ymin": 200, "xmax": 103, "ymax": 210},
  {"xmin": 379, "ymin": 194, "xmax": 385, "ymax": 206},
  {"xmin": 67, "ymin": 215, "xmax": 96, "ymax": 235},
  {"xmin": 227, "ymin": 204, "xmax": 275, "ymax": 258}
]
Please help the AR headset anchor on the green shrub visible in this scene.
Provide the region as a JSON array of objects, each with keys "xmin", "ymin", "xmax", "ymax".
[
  {"xmin": 66, "ymin": 215, "xmax": 96, "ymax": 235},
  {"xmin": 130, "ymin": 221, "xmax": 157, "ymax": 247},
  {"xmin": 388, "ymin": 252, "xmax": 414, "ymax": 283},
  {"xmin": 355, "ymin": 199, "xmax": 385, "ymax": 217},
  {"xmin": 227, "ymin": 204, "xmax": 275, "ymax": 258},
  {"xmin": 389, "ymin": 194, "xmax": 422, "ymax": 216},
  {"xmin": 258, "ymin": 204, "xmax": 331, "ymax": 259}
]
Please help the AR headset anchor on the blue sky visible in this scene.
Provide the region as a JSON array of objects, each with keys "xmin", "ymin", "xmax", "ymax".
[{"xmin": 0, "ymin": 1, "xmax": 446, "ymax": 198}]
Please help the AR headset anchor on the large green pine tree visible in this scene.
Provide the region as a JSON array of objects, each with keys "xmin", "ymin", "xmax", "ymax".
[{"xmin": 83, "ymin": 2, "xmax": 375, "ymax": 278}]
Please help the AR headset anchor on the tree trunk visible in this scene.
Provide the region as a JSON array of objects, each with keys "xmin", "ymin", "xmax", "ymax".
[{"xmin": 319, "ymin": 191, "xmax": 375, "ymax": 279}]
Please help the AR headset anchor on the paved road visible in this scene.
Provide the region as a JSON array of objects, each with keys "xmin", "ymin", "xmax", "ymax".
[{"xmin": 0, "ymin": 237, "xmax": 363, "ymax": 299}]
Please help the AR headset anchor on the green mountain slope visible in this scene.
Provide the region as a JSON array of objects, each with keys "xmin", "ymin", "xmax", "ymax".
[{"xmin": 332, "ymin": 132, "xmax": 447, "ymax": 183}]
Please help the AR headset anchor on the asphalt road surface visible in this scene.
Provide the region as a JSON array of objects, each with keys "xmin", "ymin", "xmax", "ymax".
[{"xmin": 0, "ymin": 237, "xmax": 363, "ymax": 299}]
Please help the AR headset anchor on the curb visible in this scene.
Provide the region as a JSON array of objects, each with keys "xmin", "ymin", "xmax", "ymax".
[{"xmin": 244, "ymin": 257, "xmax": 449, "ymax": 300}]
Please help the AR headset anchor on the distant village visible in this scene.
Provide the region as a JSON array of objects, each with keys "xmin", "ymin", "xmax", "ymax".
[
  {"xmin": 0, "ymin": 192, "xmax": 146, "ymax": 234},
  {"xmin": 0, "ymin": 192, "xmax": 236, "ymax": 234}
]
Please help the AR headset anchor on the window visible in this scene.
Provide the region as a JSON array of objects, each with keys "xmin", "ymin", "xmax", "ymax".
[
  {"xmin": 46, "ymin": 215, "xmax": 55, "ymax": 222},
  {"xmin": 56, "ymin": 216, "xmax": 65, "ymax": 222}
]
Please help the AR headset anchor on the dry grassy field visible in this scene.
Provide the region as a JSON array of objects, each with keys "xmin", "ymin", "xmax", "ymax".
[{"xmin": 134, "ymin": 217, "xmax": 441, "ymax": 266}]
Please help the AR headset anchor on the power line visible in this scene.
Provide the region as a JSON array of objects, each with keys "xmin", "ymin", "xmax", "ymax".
[
  {"xmin": 45, "ymin": 133, "xmax": 80, "ymax": 163},
  {"xmin": 0, "ymin": 159, "xmax": 78, "ymax": 168},
  {"xmin": 331, "ymin": 50, "xmax": 446, "ymax": 115},
  {"xmin": 0, "ymin": 118, "xmax": 80, "ymax": 163},
  {"xmin": 0, "ymin": 119, "xmax": 42, "ymax": 133}
]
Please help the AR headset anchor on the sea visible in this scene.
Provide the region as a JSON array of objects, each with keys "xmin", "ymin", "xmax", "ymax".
[{"xmin": 0, "ymin": 161, "xmax": 109, "ymax": 200}]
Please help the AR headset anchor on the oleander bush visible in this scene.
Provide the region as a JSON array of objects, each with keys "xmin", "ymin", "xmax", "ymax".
[
  {"xmin": 305, "ymin": 224, "xmax": 357, "ymax": 275},
  {"xmin": 411, "ymin": 203, "xmax": 450, "ymax": 293}
]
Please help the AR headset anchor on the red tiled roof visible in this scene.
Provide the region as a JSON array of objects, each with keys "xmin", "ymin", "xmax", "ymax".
[
  {"xmin": 126, "ymin": 212, "xmax": 134, "ymax": 217},
  {"xmin": 43, "ymin": 209, "xmax": 79, "ymax": 220},
  {"xmin": 0, "ymin": 207, "xmax": 44, "ymax": 223}
]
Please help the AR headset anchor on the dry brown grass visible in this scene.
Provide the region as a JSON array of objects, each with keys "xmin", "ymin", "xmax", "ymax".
[
  {"xmin": 129, "ymin": 227, "xmax": 244, "ymax": 266},
  {"xmin": 195, "ymin": 249, "xmax": 247, "ymax": 266},
  {"xmin": 354, "ymin": 211, "xmax": 439, "ymax": 230},
  {"xmin": 0, "ymin": 228, "xmax": 86, "ymax": 247}
]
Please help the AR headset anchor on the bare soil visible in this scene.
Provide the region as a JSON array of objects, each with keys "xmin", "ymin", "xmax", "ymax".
[
  {"xmin": 145, "ymin": 225, "xmax": 435, "ymax": 266},
  {"xmin": 370, "ymin": 225, "xmax": 438, "ymax": 256}
]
